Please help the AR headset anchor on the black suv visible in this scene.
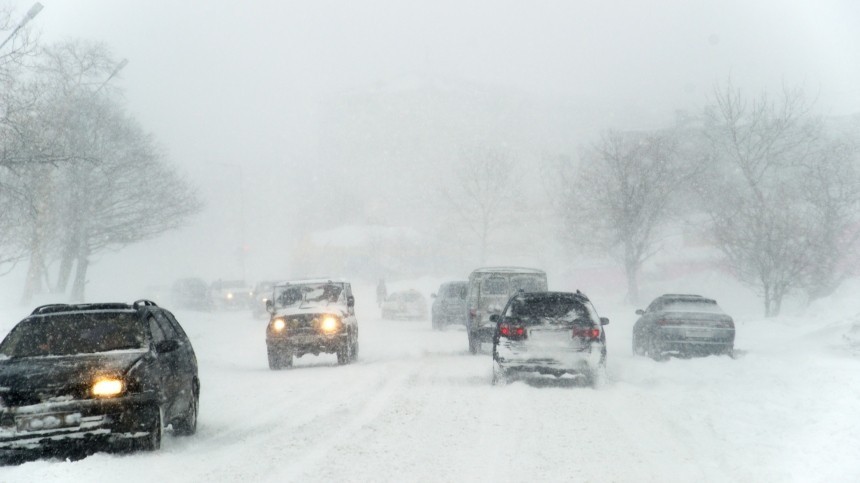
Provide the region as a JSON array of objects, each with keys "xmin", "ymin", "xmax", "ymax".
[
  {"xmin": 0, "ymin": 300, "xmax": 199, "ymax": 460},
  {"xmin": 491, "ymin": 291, "xmax": 608, "ymax": 387}
]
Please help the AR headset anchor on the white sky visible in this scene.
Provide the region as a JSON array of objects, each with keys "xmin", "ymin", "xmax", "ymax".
[{"xmin": 5, "ymin": 0, "xmax": 860, "ymax": 290}]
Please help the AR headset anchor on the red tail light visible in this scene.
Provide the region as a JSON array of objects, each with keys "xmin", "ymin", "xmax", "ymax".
[
  {"xmin": 573, "ymin": 327, "xmax": 601, "ymax": 339},
  {"xmin": 499, "ymin": 323, "xmax": 527, "ymax": 340}
]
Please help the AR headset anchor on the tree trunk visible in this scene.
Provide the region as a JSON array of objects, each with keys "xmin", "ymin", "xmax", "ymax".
[
  {"xmin": 54, "ymin": 241, "xmax": 77, "ymax": 293},
  {"xmin": 20, "ymin": 231, "xmax": 46, "ymax": 304},
  {"xmin": 624, "ymin": 256, "xmax": 639, "ymax": 305},
  {"xmin": 70, "ymin": 245, "xmax": 90, "ymax": 303}
]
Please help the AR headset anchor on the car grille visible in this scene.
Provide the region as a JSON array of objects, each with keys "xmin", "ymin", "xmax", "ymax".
[{"xmin": 0, "ymin": 385, "xmax": 87, "ymax": 408}]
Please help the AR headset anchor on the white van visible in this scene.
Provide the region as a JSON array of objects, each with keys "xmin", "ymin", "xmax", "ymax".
[{"xmin": 466, "ymin": 267, "xmax": 547, "ymax": 353}]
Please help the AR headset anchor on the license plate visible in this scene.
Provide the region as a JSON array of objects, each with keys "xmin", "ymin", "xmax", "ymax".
[
  {"xmin": 16, "ymin": 413, "xmax": 81, "ymax": 432},
  {"xmin": 685, "ymin": 328, "xmax": 713, "ymax": 339}
]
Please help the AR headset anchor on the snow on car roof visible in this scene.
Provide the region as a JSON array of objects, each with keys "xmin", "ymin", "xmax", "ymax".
[
  {"xmin": 273, "ymin": 278, "xmax": 348, "ymax": 286},
  {"xmin": 469, "ymin": 266, "xmax": 545, "ymax": 275}
]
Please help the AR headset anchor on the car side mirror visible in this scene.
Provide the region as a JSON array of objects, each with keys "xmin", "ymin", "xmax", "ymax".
[
  {"xmin": 489, "ymin": 314, "xmax": 500, "ymax": 323},
  {"xmin": 347, "ymin": 296, "xmax": 355, "ymax": 308},
  {"xmin": 155, "ymin": 339, "xmax": 180, "ymax": 354},
  {"xmin": 431, "ymin": 293, "xmax": 437, "ymax": 299},
  {"xmin": 600, "ymin": 317, "xmax": 609, "ymax": 325},
  {"xmin": 635, "ymin": 309, "xmax": 644, "ymax": 315},
  {"xmin": 266, "ymin": 299, "xmax": 275, "ymax": 314}
]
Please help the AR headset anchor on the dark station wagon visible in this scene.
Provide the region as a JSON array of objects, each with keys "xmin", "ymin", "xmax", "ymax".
[{"xmin": 0, "ymin": 300, "xmax": 199, "ymax": 461}]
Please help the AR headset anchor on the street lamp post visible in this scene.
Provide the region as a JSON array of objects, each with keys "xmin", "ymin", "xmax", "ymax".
[
  {"xmin": 0, "ymin": 2, "xmax": 43, "ymax": 51},
  {"xmin": 94, "ymin": 58, "xmax": 129, "ymax": 94}
]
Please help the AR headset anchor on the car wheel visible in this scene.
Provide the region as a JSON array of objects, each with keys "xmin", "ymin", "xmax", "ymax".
[
  {"xmin": 492, "ymin": 362, "xmax": 507, "ymax": 386},
  {"xmin": 647, "ymin": 339, "xmax": 667, "ymax": 361},
  {"xmin": 173, "ymin": 383, "xmax": 199, "ymax": 436},
  {"xmin": 468, "ymin": 331, "xmax": 479, "ymax": 354},
  {"xmin": 337, "ymin": 340, "xmax": 353, "ymax": 365},
  {"xmin": 136, "ymin": 405, "xmax": 163, "ymax": 452},
  {"xmin": 267, "ymin": 345, "xmax": 290, "ymax": 370},
  {"xmin": 632, "ymin": 334, "xmax": 647, "ymax": 356}
]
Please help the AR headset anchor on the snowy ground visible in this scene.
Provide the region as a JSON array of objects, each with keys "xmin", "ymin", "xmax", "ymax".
[{"xmin": 0, "ymin": 289, "xmax": 859, "ymax": 482}]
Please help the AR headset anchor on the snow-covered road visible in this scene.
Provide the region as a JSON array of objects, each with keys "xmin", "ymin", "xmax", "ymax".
[{"xmin": 2, "ymin": 301, "xmax": 859, "ymax": 482}]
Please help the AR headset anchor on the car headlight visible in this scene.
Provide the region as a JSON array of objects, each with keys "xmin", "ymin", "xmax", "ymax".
[
  {"xmin": 92, "ymin": 377, "xmax": 125, "ymax": 398},
  {"xmin": 226, "ymin": 292, "xmax": 234, "ymax": 299},
  {"xmin": 321, "ymin": 316, "xmax": 339, "ymax": 333},
  {"xmin": 272, "ymin": 318, "xmax": 286, "ymax": 331}
]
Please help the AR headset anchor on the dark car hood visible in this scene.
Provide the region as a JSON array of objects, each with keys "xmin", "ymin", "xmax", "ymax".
[{"xmin": 0, "ymin": 350, "xmax": 147, "ymax": 393}]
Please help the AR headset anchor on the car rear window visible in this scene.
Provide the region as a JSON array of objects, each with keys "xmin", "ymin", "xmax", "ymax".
[
  {"xmin": 662, "ymin": 300, "xmax": 724, "ymax": 314},
  {"xmin": 506, "ymin": 297, "xmax": 591, "ymax": 323},
  {"xmin": 482, "ymin": 276, "xmax": 508, "ymax": 295},
  {"xmin": 511, "ymin": 276, "xmax": 545, "ymax": 293},
  {"xmin": 443, "ymin": 284, "xmax": 466, "ymax": 299},
  {"xmin": 0, "ymin": 312, "xmax": 146, "ymax": 357}
]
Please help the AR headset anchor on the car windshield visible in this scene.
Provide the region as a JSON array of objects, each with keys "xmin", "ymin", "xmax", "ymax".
[
  {"xmin": 505, "ymin": 296, "xmax": 592, "ymax": 323},
  {"xmin": 0, "ymin": 312, "xmax": 147, "ymax": 357},
  {"xmin": 273, "ymin": 283, "xmax": 343, "ymax": 309},
  {"xmin": 404, "ymin": 292, "xmax": 423, "ymax": 302}
]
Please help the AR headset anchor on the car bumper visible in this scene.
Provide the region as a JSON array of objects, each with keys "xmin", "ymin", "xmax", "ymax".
[
  {"xmin": 495, "ymin": 342, "xmax": 604, "ymax": 376},
  {"xmin": 655, "ymin": 328, "xmax": 734, "ymax": 354},
  {"xmin": 267, "ymin": 333, "xmax": 348, "ymax": 355},
  {"xmin": 0, "ymin": 392, "xmax": 158, "ymax": 451}
]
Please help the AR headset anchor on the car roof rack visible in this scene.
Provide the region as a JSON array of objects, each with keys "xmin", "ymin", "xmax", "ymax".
[
  {"xmin": 30, "ymin": 303, "xmax": 71, "ymax": 315},
  {"xmin": 30, "ymin": 303, "xmax": 133, "ymax": 315},
  {"xmin": 132, "ymin": 299, "xmax": 159, "ymax": 309}
]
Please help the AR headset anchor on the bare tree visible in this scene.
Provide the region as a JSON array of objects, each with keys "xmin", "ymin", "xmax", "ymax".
[
  {"xmin": 440, "ymin": 146, "xmax": 519, "ymax": 264},
  {"xmin": 553, "ymin": 130, "xmax": 689, "ymax": 303},
  {"xmin": 700, "ymin": 82, "xmax": 853, "ymax": 316},
  {"xmin": 52, "ymin": 96, "xmax": 202, "ymax": 302}
]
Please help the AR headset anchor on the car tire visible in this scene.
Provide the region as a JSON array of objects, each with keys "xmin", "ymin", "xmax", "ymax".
[
  {"xmin": 492, "ymin": 363, "xmax": 507, "ymax": 386},
  {"xmin": 173, "ymin": 383, "xmax": 199, "ymax": 436},
  {"xmin": 267, "ymin": 345, "xmax": 291, "ymax": 370},
  {"xmin": 632, "ymin": 334, "xmax": 646, "ymax": 356},
  {"xmin": 468, "ymin": 331, "xmax": 479, "ymax": 354},
  {"xmin": 136, "ymin": 405, "xmax": 162, "ymax": 452},
  {"xmin": 337, "ymin": 340, "xmax": 353, "ymax": 365}
]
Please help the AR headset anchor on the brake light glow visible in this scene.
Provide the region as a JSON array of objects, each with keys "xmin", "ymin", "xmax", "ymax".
[
  {"xmin": 572, "ymin": 327, "xmax": 601, "ymax": 339},
  {"xmin": 499, "ymin": 323, "xmax": 526, "ymax": 340}
]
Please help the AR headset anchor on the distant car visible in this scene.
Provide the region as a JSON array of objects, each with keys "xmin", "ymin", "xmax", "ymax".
[
  {"xmin": 210, "ymin": 280, "xmax": 253, "ymax": 310},
  {"xmin": 170, "ymin": 277, "xmax": 212, "ymax": 311},
  {"xmin": 381, "ymin": 290, "xmax": 427, "ymax": 320},
  {"xmin": 265, "ymin": 279, "xmax": 359, "ymax": 369},
  {"xmin": 250, "ymin": 280, "xmax": 278, "ymax": 318},
  {"xmin": 431, "ymin": 281, "xmax": 467, "ymax": 330},
  {"xmin": 491, "ymin": 291, "xmax": 608, "ymax": 387},
  {"xmin": 0, "ymin": 300, "xmax": 199, "ymax": 460},
  {"xmin": 466, "ymin": 267, "xmax": 548, "ymax": 354},
  {"xmin": 632, "ymin": 294, "xmax": 735, "ymax": 360}
]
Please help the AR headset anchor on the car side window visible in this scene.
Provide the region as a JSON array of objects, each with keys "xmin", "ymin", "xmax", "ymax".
[
  {"xmin": 148, "ymin": 316, "xmax": 166, "ymax": 344},
  {"xmin": 162, "ymin": 310, "xmax": 189, "ymax": 341},
  {"xmin": 153, "ymin": 311, "xmax": 178, "ymax": 339}
]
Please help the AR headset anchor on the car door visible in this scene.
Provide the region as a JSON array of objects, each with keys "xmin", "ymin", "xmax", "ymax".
[
  {"xmin": 163, "ymin": 310, "xmax": 198, "ymax": 410},
  {"xmin": 147, "ymin": 315, "xmax": 177, "ymax": 411},
  {"xmin": 151, "ymin": 311, "xmax": 186, "ymax": 420}
]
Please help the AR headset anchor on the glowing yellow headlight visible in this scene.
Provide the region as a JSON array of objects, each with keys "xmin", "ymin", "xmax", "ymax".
[
  {"xmin": 226, "ymin": 292, "xmax": 234, "ymax": 299},
  {"xmin": 92, "ymin": 378, "xmax": 125, "ymax": 398},
  {"xmin": 321, "ymin": 316, "xmax": 338, "ymax": 333},
  {"xmin": 272, "ymin": 318, "xmax": 286, "ymax": 331}
]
